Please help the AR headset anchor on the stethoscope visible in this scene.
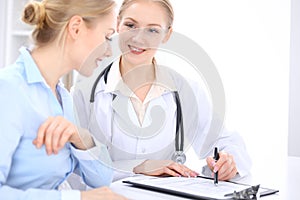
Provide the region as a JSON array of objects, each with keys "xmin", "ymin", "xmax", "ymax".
[{"xmin": 89, "ymin": 62, "xmax": 186, "ymax": 164}]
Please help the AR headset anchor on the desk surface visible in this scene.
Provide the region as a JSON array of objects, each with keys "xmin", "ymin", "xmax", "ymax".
[{"xmin": 111, "ymin": 156, "xmax": 300, "ymax": 200}]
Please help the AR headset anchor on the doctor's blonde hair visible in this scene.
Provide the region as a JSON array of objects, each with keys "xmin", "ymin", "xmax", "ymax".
[
  {"xmin": 22, "ymin": 0, "xmax": 116, "ymax": 47},
  {"xmin": 118, "ymin": 0, "xmax": 174, "ymax": 29}
]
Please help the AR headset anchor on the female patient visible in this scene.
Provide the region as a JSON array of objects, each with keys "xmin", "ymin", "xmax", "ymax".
[
  {"xmin": 73, "ymin": 0, "xmax": 251, "ymax": 181},
  {"xmin": 0, "ymin": 0, "xmax": 126, "ymax": 199}
]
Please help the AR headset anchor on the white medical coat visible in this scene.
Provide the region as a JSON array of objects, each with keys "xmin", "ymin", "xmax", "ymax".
[{"xmin": 72, "ymin": 59, "xmax": 252, "ymax": 180}]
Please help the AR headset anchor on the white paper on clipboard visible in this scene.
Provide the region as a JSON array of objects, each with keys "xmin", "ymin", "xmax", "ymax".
[{"xmin": 123, "ymin": 176, "xmax": 276, "ymax": 200}]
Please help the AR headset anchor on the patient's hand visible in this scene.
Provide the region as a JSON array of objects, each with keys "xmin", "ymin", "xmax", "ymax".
[
  {"xmin": 81, "ymin": 187, "xmax": 128, "ymax": 200},
  {"xmin": 133, "ymin": 160, "xmax": 198, "ymax": 177},
  {"xmin": 33, "ymin": 116, "xmax": 94, "ymax": 154}
]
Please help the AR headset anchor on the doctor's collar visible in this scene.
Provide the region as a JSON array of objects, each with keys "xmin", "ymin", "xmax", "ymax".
[{"xmin": 101, "ymin": 57, "xmax": 177, "ymax": 95}]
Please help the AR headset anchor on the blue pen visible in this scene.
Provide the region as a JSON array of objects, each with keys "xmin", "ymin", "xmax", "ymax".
[{"xmin": 214, "ymin": 147, "xmax": 219, "ymax": 185}]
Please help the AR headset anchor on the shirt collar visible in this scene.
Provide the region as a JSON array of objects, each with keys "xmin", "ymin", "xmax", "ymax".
[
  {"xmin": 105, "ymin": 58, "xmax": 123, "ymax": 93},
  {"xmin": 18, "ymin": 46, "xmax": 65, "ymax": 89},
  {"xmin": 155, "ymin": 63, "xmax": 177, "ymax": 92},
  {"xmin": 18, "ymin": 46, "xmax": 47, "ymax": 85}
]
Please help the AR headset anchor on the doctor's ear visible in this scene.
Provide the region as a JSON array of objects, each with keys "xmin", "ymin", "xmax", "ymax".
[
  {"xmin": 162, "ymin": 27, "xmax": 173, "ymax": 43},
  {"xmin": 68, "ymin": 15, "xmax": 84, "ymax": 39}
]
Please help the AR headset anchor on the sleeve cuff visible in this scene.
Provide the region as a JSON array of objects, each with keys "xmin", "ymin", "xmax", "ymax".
[
  {"xmin": 70, "ymin": 136, "xmax": 113, "ymax": 171},
  {"xmin": 61, "ymin": 190, "xmax": 80, "ymax": 200},
  {"xmin": 112, "ymin": 159, "xmax": 146, "ymax": 181},
  {"xmin": 113, "ymin": 159, "xmax": 146, "ymax": 172},
  {"xmin": 70, "ymin": 136, "xmax": 106, "ymax": 161},
  {"xmin": 70, "ymin": 144, "xmax": 99, "ymax": 160}
]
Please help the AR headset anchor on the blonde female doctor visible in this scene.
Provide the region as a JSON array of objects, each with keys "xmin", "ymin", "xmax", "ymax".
[{"xmin": 73, "ymin": 0, "xmax": 251, "ymax": 181}]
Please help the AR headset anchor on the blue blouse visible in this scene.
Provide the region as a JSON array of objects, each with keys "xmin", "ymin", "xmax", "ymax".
[{"xmin": 0, "ymin": 47, "xmax": 113, "ymax": 200}]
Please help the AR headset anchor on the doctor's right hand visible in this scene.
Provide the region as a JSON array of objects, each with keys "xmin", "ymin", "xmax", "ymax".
[
  {"xmin": 133, "ymin": 160, "xmax": 198, "ymax": 177},
  {"xmin": 81, "ymin": 187, "xmax": 128, "ymax": 200}
]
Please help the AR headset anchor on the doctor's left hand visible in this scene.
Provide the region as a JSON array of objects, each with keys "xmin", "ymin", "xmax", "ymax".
[
  {"xmin": 33, "ymin": 116, "xmax": 94, "ymax": 155},
  {"xmin": 133, "ymin": 160, "xmax": 199, "ymax": 177}
]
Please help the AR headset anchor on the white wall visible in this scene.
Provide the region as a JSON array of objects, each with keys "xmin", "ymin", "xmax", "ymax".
[
  {"xmin": 0, "ymin": 0, "xmax": 7, "ymax": 68},
  {"xmin": 114, "ymin": 0, "xmax": 291, "ymax": 166},
  {"xmin": 168, "ymin": 0, "xmax": 290, "ymax": 168},
  {"xmin": 288, "ymin": 0, "xmax": 300, "ymax": 157}
]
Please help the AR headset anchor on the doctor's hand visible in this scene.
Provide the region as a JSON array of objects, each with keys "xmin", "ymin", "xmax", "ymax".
[
  {"xmin": 33, "ymin": 116, "xmax": 94, "ymax": 155},
  {"xmin": 133, "ymin": 160, "xmax": 199, "ymax": 177},
  {"xmin": 81, "ymin": 187, "xmax": 128, "ymax": 200},
  {"xmin": 206, "ymin": 151, "xmax": 238, "ymax": 181}
]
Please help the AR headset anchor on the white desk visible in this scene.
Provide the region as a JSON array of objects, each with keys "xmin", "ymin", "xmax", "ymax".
[{"xmin": 111, "ymin": 156, "xmax": 300, "ymax": 199}]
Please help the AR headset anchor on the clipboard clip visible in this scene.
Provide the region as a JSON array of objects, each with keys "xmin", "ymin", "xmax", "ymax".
[{"xmin": 225, "ymin": 184, "xmax": 260, "ymax": 200}]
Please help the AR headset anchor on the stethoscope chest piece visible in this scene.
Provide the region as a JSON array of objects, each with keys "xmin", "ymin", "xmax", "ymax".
[{"xmin": 172, "ymin": 151, "xmax": 186, "ymax": 164}]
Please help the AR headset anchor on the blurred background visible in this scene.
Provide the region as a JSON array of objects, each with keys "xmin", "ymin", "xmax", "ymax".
[{"xmin": 0, "ymin": 0, "xmax": 298, "ymax": 188}]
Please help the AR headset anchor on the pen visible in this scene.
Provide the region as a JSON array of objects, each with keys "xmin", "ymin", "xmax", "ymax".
[{"xmin": 213, "ymin": 147, "xmax": 219, "ymax": 185}]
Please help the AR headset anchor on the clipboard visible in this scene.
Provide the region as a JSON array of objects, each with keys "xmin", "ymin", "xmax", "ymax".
[{"xmin": 123, "ymin": 176, "xmax": 279, "ymax": 200}]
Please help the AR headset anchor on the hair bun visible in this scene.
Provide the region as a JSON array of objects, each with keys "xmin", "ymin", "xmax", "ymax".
[{"xmin": 22, "ymin": 1, "xmax": 46, "ymax": 29}]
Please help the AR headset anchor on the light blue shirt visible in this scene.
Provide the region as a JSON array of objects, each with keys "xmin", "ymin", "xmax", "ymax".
[{"xmin": 0, "ymin": 47, "xmax": 113, "ymax": 200}]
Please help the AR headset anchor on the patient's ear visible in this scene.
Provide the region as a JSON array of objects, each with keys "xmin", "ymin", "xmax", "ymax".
[{"xmin": 68, "ymin": 15, "xmax": 84, "ymax": 39}]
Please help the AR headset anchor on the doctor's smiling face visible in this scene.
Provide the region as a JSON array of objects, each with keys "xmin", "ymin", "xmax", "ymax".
[{"xmin": 117, "ymin": 0, "xmax": 173, "ymax": 67}]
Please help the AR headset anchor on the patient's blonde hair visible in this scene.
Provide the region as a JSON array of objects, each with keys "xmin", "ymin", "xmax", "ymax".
[{"xmin": 22, "ymin": 0, "xmax": 116, "ymax": 47}]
